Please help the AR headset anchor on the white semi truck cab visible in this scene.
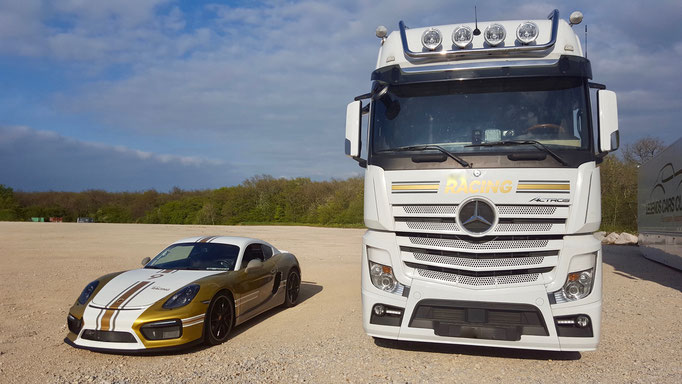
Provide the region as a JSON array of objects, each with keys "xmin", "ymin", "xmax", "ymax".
[{"xmin": 345, "ymin": 10, "xmax": 619, "ymax": 351}]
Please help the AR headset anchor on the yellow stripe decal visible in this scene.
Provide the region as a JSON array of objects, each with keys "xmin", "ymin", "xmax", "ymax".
[
  {"xmin": 392, "ymin": 184, "xmax": 440, "ymax": 191},
  {"xmin": 517, "ymin": 184, "xmax": 570, "ymax": 190}
]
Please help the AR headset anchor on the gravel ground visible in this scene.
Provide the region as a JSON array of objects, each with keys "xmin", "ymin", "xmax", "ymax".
[{"xmin": 0, "ymin": 222, "xmax": 680, "ymax": 383}]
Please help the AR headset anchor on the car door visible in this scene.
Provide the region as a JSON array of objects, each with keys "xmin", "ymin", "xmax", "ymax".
[
  {"xmin": 236, "ymin": 244, "xmax": 272, "ymax": 317},
  {"xmin": 260, "ymin": 244, "xmax": 280, "ymax": 297}
]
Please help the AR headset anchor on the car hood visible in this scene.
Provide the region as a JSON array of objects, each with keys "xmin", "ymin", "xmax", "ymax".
[{"xmin": 90, "ymin": 268, "xmax": 223, "ymax": 308}]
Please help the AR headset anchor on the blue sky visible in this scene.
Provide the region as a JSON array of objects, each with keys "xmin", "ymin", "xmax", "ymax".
[{"xmin": 1, "ymin": 0, "xmax": 681, "ymax": 191}]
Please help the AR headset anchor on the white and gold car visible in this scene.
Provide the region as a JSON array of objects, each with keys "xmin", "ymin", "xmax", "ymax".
[{"xmin": 66, "ymin": 236, "xmax": 301, "ymax": 352}]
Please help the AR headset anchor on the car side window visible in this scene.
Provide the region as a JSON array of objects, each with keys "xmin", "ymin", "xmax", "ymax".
[
  {"xmin": 262, "ymin": 245, "xmax": 273, "ymax": 260},
  {"xmin": 242, "ymin": 244, "xmax": 265, "ymax": 268}
]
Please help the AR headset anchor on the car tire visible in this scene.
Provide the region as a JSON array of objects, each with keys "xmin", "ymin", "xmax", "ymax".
[
  {"xmin": 282, "ymin": 268, "xmax": 301, "ymax": 308},
  {"xmin": 204, "ymin": 292, "xmax": 234, "ymax": 346}
]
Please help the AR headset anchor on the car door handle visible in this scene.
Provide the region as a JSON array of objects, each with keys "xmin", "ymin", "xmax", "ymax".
[{"xmin": 271, "ymin": 268, "xmax": 277, "ymax": 274}]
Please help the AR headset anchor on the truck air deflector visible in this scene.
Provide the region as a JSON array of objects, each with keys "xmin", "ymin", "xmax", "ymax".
[
  {"xmin": 399, "ymin": 10, "xmax": 559, "ymax": 63},
  {"xmin": 371, "ymin": 55, "xmax": 592, "ymax": 85}
]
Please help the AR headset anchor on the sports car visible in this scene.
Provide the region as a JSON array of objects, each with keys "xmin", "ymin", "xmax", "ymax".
[{"xmin": 66, "ymin": 236, "xmax": 301, "ymax": 352}]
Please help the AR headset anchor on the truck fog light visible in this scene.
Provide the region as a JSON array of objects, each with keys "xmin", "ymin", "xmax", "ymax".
[
  {"xmin": 421, "ymin": 28, "xmax": 442, "ymax": 50},
  {"xmin": 552, "ymin": 268, "xmax": 595, "ymax": 303},
  {"xmin": 575, "ymin": 315, "xmax": 590, "ymax": 328},
  {"xmin": 452, "ymin": 25, "xmax": 473, "ymax": 48},
  {"xmin": 516, "ymin": 21, "xmax": 538, "ymax": 44},
  {"xmin": 369, "ymin": 261, "xmax": 405, "ymax": 295},
  {"xmin": 373, "ymin": 304, "xmax": 386, "ymax": 316},
  {"xmin": 484, "ymin": 23, "xmax": 506, "ymax": 46}
]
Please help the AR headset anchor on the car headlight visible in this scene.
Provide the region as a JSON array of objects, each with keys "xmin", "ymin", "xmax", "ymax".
[
  {"xmin": 163, "ymin": 284, "xmax": 200, "ymax": 309},
  {"xmin": 369, "ymin": 261, "xmax": 405, "ymax": 295},
  {"xmin": 77, "ymin": 280, "xmax": 99, "ymax": 305},
  {"xmin": 553, "ymin": 268, "xmax": 594, "ymax": 303}
]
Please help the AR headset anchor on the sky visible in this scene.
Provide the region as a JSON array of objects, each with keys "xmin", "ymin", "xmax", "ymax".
[{"xmin": 1, "ymin": 0, "xmax": 680, "ymax": 192}]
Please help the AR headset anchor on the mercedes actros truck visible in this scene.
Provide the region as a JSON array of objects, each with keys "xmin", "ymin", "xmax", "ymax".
[{"xmin": 345, "ymin": 10, "xmax": 619, "ymax": 351}]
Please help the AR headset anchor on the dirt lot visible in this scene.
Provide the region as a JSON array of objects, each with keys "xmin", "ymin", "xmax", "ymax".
[{"xmin": 0, "ymin": 222, "xmax": 680, "ymax": 383}]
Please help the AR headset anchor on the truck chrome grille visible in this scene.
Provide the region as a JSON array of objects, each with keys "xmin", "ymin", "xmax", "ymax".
[
  {"xmin": 497, "ymin": 206, "xmax": 557, "ymax": 215},
  {"xmin": 410, "ymin": 264, "xmax": 547, "ymax": 287},
  {"xmin": 495, "ymin": 223, "xmax": 553, "ymax": 232},
  {"xmin": 412, "ymin": 252, "xmax": 545, "ymax": 268},
  {"xmin": 408, "ymin": 236, "xmax": 550, "ymax": 250},
  {"xmin": 401, "ymin": 205, "xmax": 458, "ymax": 215},
  {"xmin": 406, "ymin": 221, "xmax": 461, "ymax": 231},
  {"xmin": 393, "ymin": 204, "xmax": 567, "ymax": 235}
]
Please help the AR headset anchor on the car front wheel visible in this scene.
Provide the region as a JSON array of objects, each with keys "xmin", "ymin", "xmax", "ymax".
[{"xmin": 204, "ymin": 292, "xmax": 234, "ymax": 346}]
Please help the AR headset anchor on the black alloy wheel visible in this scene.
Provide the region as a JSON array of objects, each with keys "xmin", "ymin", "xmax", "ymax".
[
  {"xmin": 204, "ymin": 293, "xmax": 234, "ymax": 346},
  {"xmin": 283, "ymin": 269, "xmax": 300, "ymax": 307}
]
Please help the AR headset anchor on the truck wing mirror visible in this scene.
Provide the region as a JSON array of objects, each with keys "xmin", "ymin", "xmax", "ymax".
[
  {"xmin": 345, "ymin": 100, "xmax": 366, "ymax": 167},
  {"xmin": 597, "ymin": 89, "xmax": 619, "ymax": 153}
]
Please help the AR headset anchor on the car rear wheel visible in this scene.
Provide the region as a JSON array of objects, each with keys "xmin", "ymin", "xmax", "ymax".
[
  {"xmin": 283, "ymin": 269, "xmax": 300, "ymax": 307},
  {"xmin": 204, "ymin": 292, "xmax": 234, "ymax": 346}
]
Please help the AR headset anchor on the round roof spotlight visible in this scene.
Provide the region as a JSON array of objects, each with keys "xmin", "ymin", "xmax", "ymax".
[
  {"xmin": 375, "ymin": 25, "xmax": 388, "ymax": 39},
  {"xmin": 569, "ymin": 11, "xmax": 584, "ymax": 26},
  {"xmin": 516, "ymin": 21, "xmax": 539, "ymax": 44},
  {"xmin": 484, "ymin": 23, "xmax": 506, "ymax": 46},
  {"xmin": 452, "ymin": 26, "xmax": 473, "ymax": 48},
  {"xmin": 421, "ymin": 28, "xmax": 443, "ymax": 51}
]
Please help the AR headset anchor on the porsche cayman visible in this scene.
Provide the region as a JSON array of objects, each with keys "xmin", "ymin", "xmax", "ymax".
[{"xmin": 66, "ymin": 236, "xmax": 301, "ymax": 352}]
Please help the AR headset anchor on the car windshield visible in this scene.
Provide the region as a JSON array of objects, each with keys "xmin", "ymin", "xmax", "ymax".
[
  {"xmin": 371, "ymin": 77, "xmax": 590, "ymax": 154},
  {"xmin": 145, "ymin": 243, "xmax": 240, "ymax": 271}
]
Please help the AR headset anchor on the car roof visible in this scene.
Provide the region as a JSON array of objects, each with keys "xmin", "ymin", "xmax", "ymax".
[{"xmin": 171, "ymin": 236, "xmax": 275, "ymax": 250}]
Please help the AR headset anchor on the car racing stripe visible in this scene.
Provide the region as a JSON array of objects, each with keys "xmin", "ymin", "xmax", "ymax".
[
  {"xmin": 198, "ymin": 236, "xmax": 218, "ymax": 243},
  {"xmin": 181, "ymin": 313, "xmax": 206, "ymax": 328},
  {"xmin": 95, "ymin": 280, "xmax": 141, "ymax": 331},
  {"xmin": 108, "ymin": 281, "xmax": 154, "ymax": 331},
  {"xmin": 100, "ymin": 281, "xmax": 152, "ymax": 331}
]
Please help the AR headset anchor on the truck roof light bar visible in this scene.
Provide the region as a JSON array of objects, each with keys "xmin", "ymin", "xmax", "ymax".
[{"xmin": 399, "ymin": 9, "xmax": 559, "ymax": 62}]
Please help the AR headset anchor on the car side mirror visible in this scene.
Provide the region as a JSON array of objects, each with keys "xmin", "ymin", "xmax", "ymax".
[
  {"xmin": 245, "ymin": 259, "xmax": 263, "ymax": 273},
  {"xmin": 141, "ymin": 256, "xmax": 151, "ymax": 266},
  {"xmin": 597, "ymin": 89, "xmax": 619, "ymax": 153},
  {"xmin": 345, "ymin": 100, "xmax": 366, "ymax": 167}
]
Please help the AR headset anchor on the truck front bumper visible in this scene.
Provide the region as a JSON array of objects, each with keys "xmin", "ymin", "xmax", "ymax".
[
  {"xmin": 361, "ymin": 230, "xmax": 603, "ymax": 351},
  {"xmin": 363, "ymin": 279, "xmax": 601, "ymax": 351}
]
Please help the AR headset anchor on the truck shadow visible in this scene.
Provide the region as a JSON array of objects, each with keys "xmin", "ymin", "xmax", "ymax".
[
  {"xmin": 373, "ymin": 338, "xmax": 581, "ymax": 360},
  {"xmin": 602, "ymin": 245, "xmax": 682, "ymax": 292}
]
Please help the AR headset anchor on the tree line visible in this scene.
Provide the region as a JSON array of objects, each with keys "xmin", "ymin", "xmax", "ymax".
[
  {"xmin": 0, "ymin": 137, "xmax": 665, "ymax": 232},
  {"xmin": 0, "ymin": 176, "xmax": 364, "ymax": 226}
]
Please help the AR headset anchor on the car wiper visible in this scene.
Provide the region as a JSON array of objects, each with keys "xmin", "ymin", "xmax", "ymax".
[
  {"xmin": 377, "ymin": 145, "xmax": 471, "ymax": 168},
  {"xmin": 465, "ymin": 140, "xmax": 568, "ymax": 166}
]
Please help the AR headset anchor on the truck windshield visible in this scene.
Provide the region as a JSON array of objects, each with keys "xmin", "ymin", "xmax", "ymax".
[{"xmin": 371, "ymin": 77, "xmax": 590, "ymax": 156}]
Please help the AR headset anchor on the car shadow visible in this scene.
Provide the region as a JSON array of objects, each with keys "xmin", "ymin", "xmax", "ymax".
[
  {"xmin": 602, "ymin": 245, "xmax": 682, "ymax": 292},
  {"xmin": 228, "ymin": 280, "xmax": 323, "ymax": 339},
  {"xmin": 109, "ymin": 280, "xmax": 324, "ymax": 356},
  {"xmin": 373, "ymin": 338, "xmax": 581, "ymax": 361}
]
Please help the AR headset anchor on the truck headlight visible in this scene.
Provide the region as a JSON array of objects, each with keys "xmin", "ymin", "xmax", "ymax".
[
  {"xmin": 369, "ymin": 261, "xmax": 405, "ymax": 295},
  {"xmin": 552, "ymin": 268, "xmax": 594, "ymax": 303}
]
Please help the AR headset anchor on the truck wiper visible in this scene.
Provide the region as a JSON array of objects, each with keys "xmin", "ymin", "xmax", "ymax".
[
  {"xmin": 465, "ymin": 140, "xmax": 568, "ymax": 166},
  {"xmin": 378, "ymin": 145, "xmax": 471, "ymax": 168}
]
